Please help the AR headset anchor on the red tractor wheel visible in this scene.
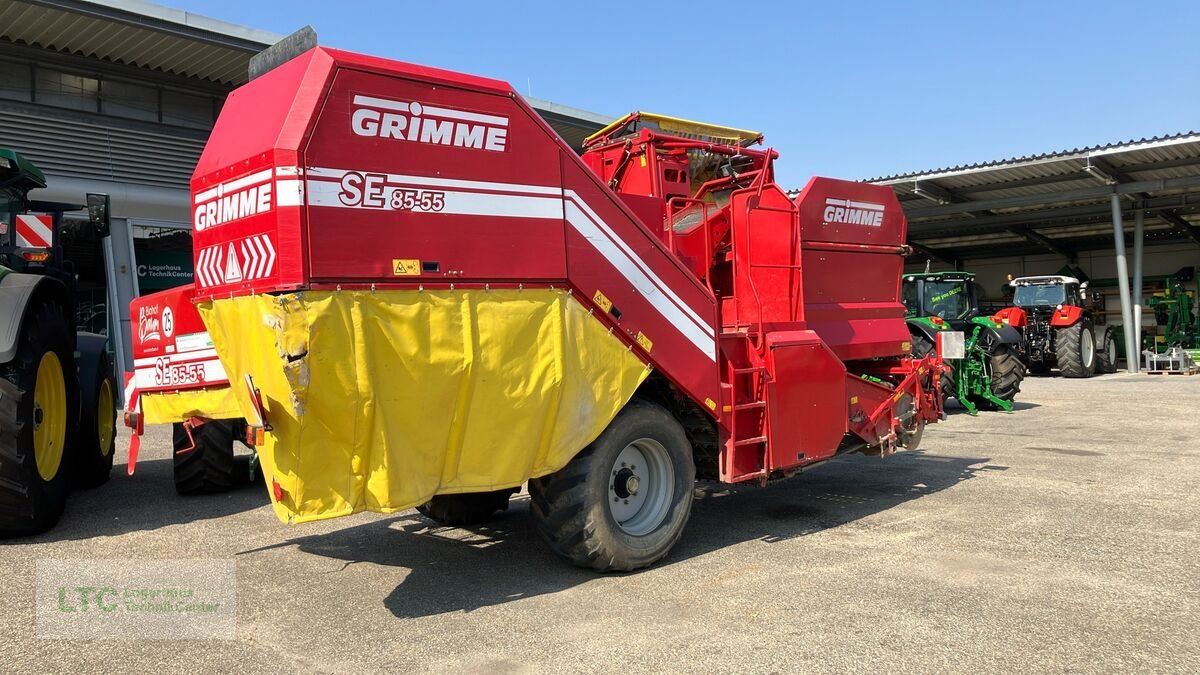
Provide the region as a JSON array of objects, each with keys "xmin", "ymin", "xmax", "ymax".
[{"xmin": 1055, "ymin": 320, "xmax": 1096, "ymax": 378}]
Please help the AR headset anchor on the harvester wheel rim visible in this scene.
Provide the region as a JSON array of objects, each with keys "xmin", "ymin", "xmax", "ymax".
[
  {"xmin": 608, "ymin": 438, "xmax": 673, "ymax": 536},
  {"xmin": 97, "ymin": 378, "xmax": 115, "ymax": 457},
  {"xmin": 33, "ymin": 351, "xmax": 67, "ymax": 482}
]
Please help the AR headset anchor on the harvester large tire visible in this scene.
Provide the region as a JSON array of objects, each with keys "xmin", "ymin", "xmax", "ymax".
[
  {"xmin": 0, "ymin": 301, "xmax": 78, "ymax": 537},
  {"xmin": 1095, "ymin": 326, "xmax": 1119, "ymax": 374},
  {"xmin": 417, "ymin": 488, "xmax": 518, "ymax": 526},
  {"xmin": 1055, "ymin": 320, "xmax": 1096, "ymax": 378},
  {"xmin": 973, "ymin": 345, "xmax": 1027, "ymax": 411},
  {"xmin": 172, "ymin": 420, "xmax": 236, "ymax": 495},
  {"xmin": 73, "ymin": 350, "xmax": 117, "ymax": 489},
  {"xmin": 529, "ymin": 399, "xmax": 695, "ymax": 572}
]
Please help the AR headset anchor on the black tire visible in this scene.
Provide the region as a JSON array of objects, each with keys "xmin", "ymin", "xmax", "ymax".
[
  {"xmin": 528, "ymin": 399, "xmax": 695, "ymax": 572},
  {"xmin": 0, "ymin": 300, "xmax": 79, "ymax": 537},
  {"xmin": 417, "ymin": 488, "xmax": 518, "ymax": 526},
  {"xmin": 973, "ymin": 344, "xmax": 1027, "ymax": 411},
  {"xmin": 1055, "ymin": 320, "xmax": 1096, "ymax": 378},
  {"xmin": 1095, "ymin": 327, "xmax": 1119, "ymax": 374},
  {"xmin": 910, "ymin": 330, "xmax": 955, "ymax": 403},
  {"xmin": 173, "ymin": 420, "xmax": 236, "ymax": 495},
  {"xmin": 73, "ymin": 350, "xmax": 116, "ymax": 489}
]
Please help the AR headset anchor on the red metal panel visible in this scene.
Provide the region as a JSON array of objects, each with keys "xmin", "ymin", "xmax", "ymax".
[
  {"xmin": 764, "ymin": 331, "xmax": 846, "ymax": 470},
  {"xmin": 795, "ymin": 177, "xmax": 906, "ymax": 247},
  {"xmin": 300, "ymin": 66, "xmax": 567, "ymax": 282},
  {"xmin": 993, "ymin": 306, "xmax": 1028, "ymax": 328},
  {"xmin": 1049, "ymin": 305, "xmax": 1084, "ymax": 327},
  {"xmin": 189, "ymin": 49, "xmax": 335, "ymax": 299},
  {"xmin": 561, "ymin": 159, "xmax": 720, "ymax": 410},
  {"xmin": 729, "ymin": 187, "xmax": 802, "ymax": 330},
  {"xmin": 129, "ymin": 286, "xmax": 228, "ymax": 393},
  {"xmin": 794, "ymin": 177, "xmax": 911, "ymax": 361}
]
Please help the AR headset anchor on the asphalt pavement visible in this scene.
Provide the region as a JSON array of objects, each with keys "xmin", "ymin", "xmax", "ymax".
[{"xmin": 2, "ymin": 372, "xmax": 1197, "ymax": 673}]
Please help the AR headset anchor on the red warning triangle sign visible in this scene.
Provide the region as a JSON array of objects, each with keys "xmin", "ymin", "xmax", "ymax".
[{"xmin": 224, "ymin": 243, "xmax": 243, "ymax": 282}]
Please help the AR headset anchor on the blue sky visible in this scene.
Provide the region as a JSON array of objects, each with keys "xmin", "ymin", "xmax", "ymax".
[{"xmin": 178, "ymin": 0, "xmax": 1199, "ymax": 188}]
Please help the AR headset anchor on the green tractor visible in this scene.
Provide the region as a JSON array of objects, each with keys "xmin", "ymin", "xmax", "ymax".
[
  {"xmin": 902, "ymin": 271, "xmax": 1027, "ymax": 414},
  {"xmin": 0, "ymin": 147, "xmax": 116, "ymax": 536}
]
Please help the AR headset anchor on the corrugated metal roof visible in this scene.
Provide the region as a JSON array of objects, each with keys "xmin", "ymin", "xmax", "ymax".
[
  {"xmin": 869, "ymin": 131, "xmax": 1200, "ymax": 184},
  {"xmin": 0, "ymin": 1, "xmax": 609, "ymax": 145},
  {"xmin": 0, "ymin": 0, "xmax": 280, "ymax": 84},
  {"xmin": 855, "ymin": 130, "xmax": 1200, "ymax": 261}
]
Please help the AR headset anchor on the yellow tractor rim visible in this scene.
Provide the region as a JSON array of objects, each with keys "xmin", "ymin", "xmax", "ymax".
[
  {"xmin": 33, "ymin": 351, "xmax": 67, "ymax": 481},
  {"xmin": 98, "ymin": 378, "xmax": 115, "ymax": 457}
]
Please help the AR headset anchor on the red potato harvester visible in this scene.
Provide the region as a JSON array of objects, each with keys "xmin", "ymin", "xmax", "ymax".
[{"xmin": 124, "ymin": 46, "xmax": 955, "ymax": 571}]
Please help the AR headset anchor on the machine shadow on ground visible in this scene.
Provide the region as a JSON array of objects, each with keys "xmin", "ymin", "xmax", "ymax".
[
  {"xmin": 243, "ymin": 450, "xmax": 989, "ymax": 619},
  {"xmin": 944, "ymin": 401, "xmax": 1041, "ymax": 415},
  {"xmin": 6, "ymin": 455, "xmax": 269, "ymax": 544}
]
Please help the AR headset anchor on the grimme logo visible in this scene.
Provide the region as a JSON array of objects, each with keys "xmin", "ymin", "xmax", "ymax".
[
  {"xmin": 823, "ymin": 198, "xmax": 885, "ymax": 227},
  {"xmin": 193, "ymin": 168, "xmax": 274, "ymax": 232},
  {"xmin": 351, "ymin": 94, "xmax": 509, "ymax": 152}
]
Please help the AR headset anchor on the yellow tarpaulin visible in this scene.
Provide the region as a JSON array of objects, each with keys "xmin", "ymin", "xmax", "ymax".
[
  {"xmin": 198, "ymin": 289, "xmax": 649, "ymax": 524},
  {"xmin": 140, "ymin": 386, "xmax": 241, "ymax": 425}
]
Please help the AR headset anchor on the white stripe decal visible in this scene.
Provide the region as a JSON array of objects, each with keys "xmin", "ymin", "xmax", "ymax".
[
  {"xmin": 123, "ymin": 377, "xmax": 138, "ymax": 412},
  {"xmin": 134, "ymin": 358, "xmax": 228, "ymax": 389},
  {"xmin": 134, "ymin": 348, "xmax": 219, "ymax": 368},
  {"xmin": 306, "ymin": 167, "xmax": 561, "ymax": 196},
  {"xmin": 564, "ymin": 191, "xmax": 714, "ymax": 339},
  {"xmin": 17, "ymin": 215, "xmax": 52, "ymax": 246},
  {"xmin": 306, "ymin": 180, "xmax": 564, "ymax": 219},
  {"xmin": 275, "ymin": 179, "xmax": 305, "ymax": 206},
  {"xmin": 420, "ymin": 104, "xmax": 509, "ymax": 127},
  {"xmin": 564, "ymin": 201, "xmax": 715, "ymax": 360},
  {"xmin": 352, "ymin": 94, "xmax": 412, "ymax": 112},
  {"xmin": 300, "ymin": 167, "xmax": 716, "ymax": 361}
]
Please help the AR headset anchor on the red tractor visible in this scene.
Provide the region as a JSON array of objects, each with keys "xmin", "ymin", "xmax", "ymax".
[{"xmin": 994, "ymin": 275, "xmax": 1118, "ymax": 377}]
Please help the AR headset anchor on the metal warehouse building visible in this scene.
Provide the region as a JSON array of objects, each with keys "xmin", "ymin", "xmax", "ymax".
[
  {"xmin": 0, "ymin": 0, "xmax": 609, "ymax": 382},
  {"xmin": 874, "ymin": 133, "xmax": 1200, "ymax": 371}
]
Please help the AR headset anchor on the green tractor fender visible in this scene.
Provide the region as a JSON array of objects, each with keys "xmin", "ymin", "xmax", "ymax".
[
  {"xmin": 0, "ymin": 271, "xmax": 70, "ymax": 364},
  {"xmin": 968, "ymin": 316, "xmax": 1025, "ymax": 351},
  {"xmin": 905, "ymin": 316, "xmax": 946, "ymax": 349}
]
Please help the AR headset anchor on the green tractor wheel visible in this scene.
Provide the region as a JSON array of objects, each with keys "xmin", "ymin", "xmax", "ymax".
[
  {"xmin": 0, "ymin": 300, "xmax": 79, "ymax": 537},
  {"xmin": 971, "ymin": 344, "xmax": 1026, "ymax": 411},
  {"xmin": 73, "ymin": 349, "xmax": 117, "ymax": 489}
]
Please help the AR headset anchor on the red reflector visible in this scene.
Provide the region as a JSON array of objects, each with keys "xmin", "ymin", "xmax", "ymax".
[
  {"xmin": 22, "ymin": 250, "xmax": 49, "ymax": 262},
  {"xmin": 930, "ymin": 317, "xmax": 944, "ymax": 326},
  {"xmin": 271, "ymin": 478, "xmax": 286, "ymax": 502}
]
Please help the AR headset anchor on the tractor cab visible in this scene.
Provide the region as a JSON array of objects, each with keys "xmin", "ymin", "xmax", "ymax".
[
  {"xmin": 0, "ymin": 147, "xmax": 110, "ymax": 276},
  {"xmin": 1012, "ymin": 275, "xmax": 1085, "ymax": 311},
  {"xmin": 902, "ymin": 271, "xmax": 980, "ymax": 327}
]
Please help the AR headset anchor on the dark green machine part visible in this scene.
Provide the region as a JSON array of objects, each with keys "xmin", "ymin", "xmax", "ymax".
[
  {"xmin": 1146, "ymin": 281, "xmax": 1199, "ymax": 352},
  {"xmin": 1093, "ymin": 267, "xmax": 1199, "ymax": 357},
  {"xmin": 903, "ymin": 271, "xmax": 1024, "ymax": 415},
  {"xmin": 0, "ymin": 147, "xmax": 114, "ymax": 536}
]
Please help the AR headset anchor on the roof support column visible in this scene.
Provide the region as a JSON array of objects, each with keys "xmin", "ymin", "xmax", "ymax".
[
  {"xmin": 1132, "ymin": 209, "xmax": 1145, "ymax": 370},
  {"xmin": 1110, "ymin": 194, "xmax": 1138, "ymax": 373}
]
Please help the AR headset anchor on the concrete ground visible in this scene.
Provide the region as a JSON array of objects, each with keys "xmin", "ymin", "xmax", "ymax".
[{"xmin": 2, "ymin": 373, "xmax": 1198, "ymax": 673}]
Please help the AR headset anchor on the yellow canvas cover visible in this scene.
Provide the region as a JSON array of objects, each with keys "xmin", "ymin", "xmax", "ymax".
[
  {"xmin": 198, "ymin": 289, "xmax": 650, "ymax": 523},
  {"xmin": 139, "ymin": 386, "xmax": 242, "ymax": 425}
]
